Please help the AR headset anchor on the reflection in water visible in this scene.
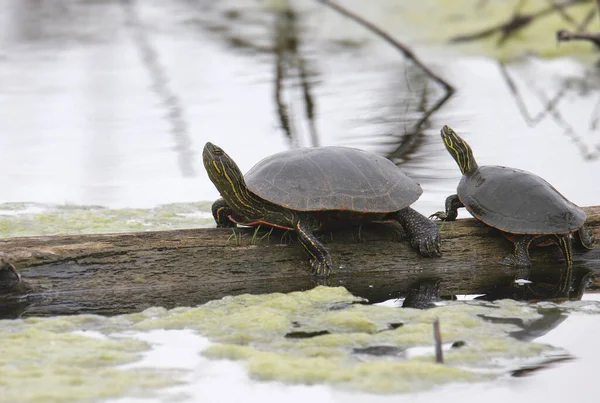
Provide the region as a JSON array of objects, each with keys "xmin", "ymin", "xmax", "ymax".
[
  {"xmin": 1, "ymin": 0, "xmax": 123, "ymax": 46},
  {"xmin": 4, "ymin": 0, "xmax": 73, "ymax": 43},
  {"xmin": 449, "ymin": 0, "xmax": 590, "ymax": 47},
  {"xmin": 402, "ymin": 278, "xmax": 442, "ymax": 309},
  {"xmin": 122, "ymin": 0, "xmax": 196, "ymax": 177},
  {"xmin": 185, "ymin": 0, "xmax": 454, "ymax": 157},
  {"xmin": 317, "ymin": 0, "xmax": 455, "ymax": 161},
  {"xmin": 499, "ymin": 61, "xmax": 600, "ymax": 160},
  {"xmin": 478, "ymin": 265, "xmax": 593, "ymax": 303},
  {"xmin": 273, "ymin": 8, "xmax": 321, "ymax": 147}
]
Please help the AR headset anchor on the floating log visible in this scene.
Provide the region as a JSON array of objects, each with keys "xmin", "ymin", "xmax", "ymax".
[{"xmin": 0, "ymin": 206, "xmax": 599, "ymax": 318}]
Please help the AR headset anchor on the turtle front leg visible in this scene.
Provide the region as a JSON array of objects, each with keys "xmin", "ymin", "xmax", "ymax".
[
  {"xmin": 429, "ymin": 194, "xmax": 463, "ymax": 221},
  {"xmin": 211, "ymin": 198, "xmax": 236, "ymax": 228},
  {"xmin": 575, "ymin": 225, "xmax": 595, "ymax": 250},
  {"xmin": 294, "ymin": 221, "xmax": 334, "ymax": 277},
  {"xmin": 397, "ymin": 208, "xmax": 441, "ymax": 257}
]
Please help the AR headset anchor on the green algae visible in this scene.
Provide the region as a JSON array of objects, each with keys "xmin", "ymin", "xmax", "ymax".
[
  {"xmin": 397, "ymin": 0, "xmax": 598, "ymax": 61},
  {"xmin": 127, "ymin": 286, "xmax": 568, "ymax": 393},
  {"xmin": 0, "ymin": 202, "xmax": 214, "ymax": 238},
  {"xmin": 0, "ymin": 321, "xmax": 179, "ymax": 403},
  {"xmin": 204, "ymin": 343, "xmax": 481, "ymax": 393},
  {"xmin": 1, "ymin": 287, "xmax": 591, "ymax": 399}
]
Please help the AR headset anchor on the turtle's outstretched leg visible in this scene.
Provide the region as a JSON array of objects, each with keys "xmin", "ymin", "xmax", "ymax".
[
  {"xmin": 501, "ymin": 235, "xmax": 535, "ymax": 267},
  {"xmin": 429, "ymin": 194, "xmax": 463, "ymax": 221},
  {"xmin": 574, "ymin": 225, "xmax": 595, "ymax": 250},
  {"xmin": 397, "ymin": 208, "xmax": 441, "ymax": 257},
  {"xmin": 211, "ymin": 198, "xmax": 236, "ymax": 228},
  {"xmin": 294, "ymin": 221, "xmax": 333, "ymax": 277}
]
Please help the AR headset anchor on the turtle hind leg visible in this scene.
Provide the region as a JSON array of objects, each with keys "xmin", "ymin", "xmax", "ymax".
[
  {"xmin": 574, "ymin": 225, "xmax": 595, "ymax": 250},
  {"xmin": 397, "ymin": 208, "xmax": 441, "ymax": 257},
  {"xmin": 429, "ymin": 194, "xmax": 463, "ymax": 221},
  {"xmin": 211, "ymin": 198, "xmax": 236, "ymax": 228},
  {"xmin": 294, "ymin": 221, "xmax": 333, "ymax": 277},
  {"xmin": 501, "ymin": 235, "xmax": 535, "ymax": 267}
]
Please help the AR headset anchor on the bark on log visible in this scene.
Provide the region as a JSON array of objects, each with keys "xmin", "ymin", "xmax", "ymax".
[{"xmin": 1, "ymin": 206, "xmax": 599, "ymax": 318}]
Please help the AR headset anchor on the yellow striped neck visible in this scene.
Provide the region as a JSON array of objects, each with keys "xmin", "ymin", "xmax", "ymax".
[
  {"xmin": 203, "ymin": 144, "xmax": 297, "ymax": 226},
  {"xmin": 441, "ymin": 126, "xmax": 478, "ymax": 175}
]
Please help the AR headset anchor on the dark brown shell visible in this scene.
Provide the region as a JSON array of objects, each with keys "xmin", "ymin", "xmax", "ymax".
[
  {"xmin": 458, "ymin": 165, "xmax": 585, "ymax": 234},
  {"xmin": 245, "ymin": 146, "xmax": 421, "ymax": 213}
]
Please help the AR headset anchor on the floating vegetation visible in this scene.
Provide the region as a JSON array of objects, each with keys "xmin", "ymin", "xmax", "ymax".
[
  {"xmin": 2, "ymin": 286, "xmax": 599, "ymax": 401},
  {"xmin": 0, "ymin": 202, "xmax": 214, "ymax": 238}
]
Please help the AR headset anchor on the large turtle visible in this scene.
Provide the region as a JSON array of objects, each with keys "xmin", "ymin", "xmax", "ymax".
[
  {"xmin": 431, "ymin": 125, "xmax": 594, "ymax": 270},
  {"xmin": 203, "ymin": 142, "xmax": 441, "ymax": 276}
]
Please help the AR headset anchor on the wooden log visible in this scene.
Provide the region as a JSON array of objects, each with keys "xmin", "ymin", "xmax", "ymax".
[{"xmin": 1, "ymin": 206, "xmax": 599, "ymax": 318}]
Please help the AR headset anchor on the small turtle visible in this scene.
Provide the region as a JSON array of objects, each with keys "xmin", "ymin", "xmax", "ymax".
[
  {"xmin": 203, "ymin": 143, "xmax": 441, "ymax": 276},
  {"xmin": 431, "ymin": 125, "xmax": 594, "ymax": 270}
]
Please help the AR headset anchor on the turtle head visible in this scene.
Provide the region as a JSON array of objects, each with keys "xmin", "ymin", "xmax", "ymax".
[
  {"xmin": 203, "ymin": 142, "xmax": 246, "ymax": 195},
  {"xmin": 440, "ymin": 125, "xmax": 478, "ymax": 175}
]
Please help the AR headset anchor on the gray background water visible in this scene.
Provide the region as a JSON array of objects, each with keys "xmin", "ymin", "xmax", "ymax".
[{"xmin": 1, "ymin": 0, "xmax": 598, "ymax": 216}]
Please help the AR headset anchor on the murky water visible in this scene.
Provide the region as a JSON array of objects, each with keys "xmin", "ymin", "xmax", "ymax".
[{"xmin": 1, "ymin": 0, "xmax": 600, "ymax": 401}]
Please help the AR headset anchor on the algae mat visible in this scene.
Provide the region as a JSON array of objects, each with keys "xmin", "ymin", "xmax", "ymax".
[
  {"xmin": 0, "ymin": 202, "xmax": 214, "ymax": 238},
  {"xmin": 3, "ymin": 286, "xmax": 599, "ymax": 402}
]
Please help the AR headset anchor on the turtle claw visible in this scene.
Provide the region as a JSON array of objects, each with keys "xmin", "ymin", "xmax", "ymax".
[
  {"xmin": 423, "ymin": 238, "xmax": 442, "ymax": 258},
  {"xmin": 429, "ymin": 211, "xmax": 447, "ymax": 221},
  {"xmin": 310, "ymin": 255, "xmax": 334, "ymax": 277},
  {"xmin": 430, "ymin": 240, "xmax": 442, "ymax": 257},
  {"xmin": 397, "ymin": 208, "xmax": 442, "ymax": 258},
  {"xmin": 411, "ymin": 234, "xmax": 441, "ymax": 257}
]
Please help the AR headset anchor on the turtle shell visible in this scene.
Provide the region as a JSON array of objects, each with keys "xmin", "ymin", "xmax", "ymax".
[
  {"xmin": 244, "ymin": 146, "xmax": 421, "ymax": 213},
  {"xmin": 458, "ymin": 165, "xmax": 585, "ymax": 234}
]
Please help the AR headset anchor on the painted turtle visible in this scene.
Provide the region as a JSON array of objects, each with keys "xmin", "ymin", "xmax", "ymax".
[
  {"xmin": 431, "ymin": 125, "xmax": 594, "ymax": 270},
  {"xmin": 203, "ymin": 142, "xmax": 441, "ymax": 276}
]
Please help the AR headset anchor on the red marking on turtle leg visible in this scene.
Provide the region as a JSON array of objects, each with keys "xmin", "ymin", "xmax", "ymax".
[{"xmin": 228, "ymin": 216, "xmax": 292, "ymax": 230}]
